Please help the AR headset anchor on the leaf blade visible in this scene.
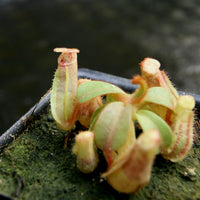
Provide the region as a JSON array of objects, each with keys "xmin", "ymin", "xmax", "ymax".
[
  {"xmin": 77, "ymin": 81, "xmax": 126, "ymax": 103},
  {"xmin": 136, "ymin": 109, "xmax": 173, "ymax": 149},
  {"xmin": 144, "ymin": 87, "xmax": 176, "ymax": 110}
]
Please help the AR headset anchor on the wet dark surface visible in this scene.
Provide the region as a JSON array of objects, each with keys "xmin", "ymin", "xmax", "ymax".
[{"xmin": 1, "ymin": 0, "xmax": 200, "ymax": 133}]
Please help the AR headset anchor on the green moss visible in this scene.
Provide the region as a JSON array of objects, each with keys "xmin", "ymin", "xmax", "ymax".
[{"xmin": 0, "ymin": 108, "xmax": 200, "ymax": 200}]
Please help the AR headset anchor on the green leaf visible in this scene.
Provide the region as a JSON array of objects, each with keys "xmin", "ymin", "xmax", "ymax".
[
  {"xmin": 77, "ymin": 81, "xmax": 126, "ymax": 103},
  {"xmin": 144, "ymin": 87, "xmax": 176, "ymax": 110},
  {"xmin": 93, "ymin": 102, "xmax": 133, "ymax": 151},
  {"xmin": 136, "ymin": 109, "xmax": 173, "ymax": 149}
]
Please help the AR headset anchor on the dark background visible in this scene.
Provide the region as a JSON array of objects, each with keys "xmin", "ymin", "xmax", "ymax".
[{"xmin": 1, "ymin": 0, "xmax": 200, "ymax": 133}]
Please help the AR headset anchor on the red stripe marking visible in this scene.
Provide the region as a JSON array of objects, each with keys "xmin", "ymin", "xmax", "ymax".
[
  {"xmin": 170, "ymin": 120, "xmax": 182, "ymax": 154},
  {"xmin": 158, "ymin": 71, "xmax": 177, "ymax": 100},
  {"xmin": 178, "ymin": 114, "xmax": 193, "ymax": 158}
]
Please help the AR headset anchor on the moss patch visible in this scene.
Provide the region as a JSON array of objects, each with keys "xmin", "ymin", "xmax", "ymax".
[{"xmin": 0, "ymin": 108, "xmax": 200, "ymax": 200}]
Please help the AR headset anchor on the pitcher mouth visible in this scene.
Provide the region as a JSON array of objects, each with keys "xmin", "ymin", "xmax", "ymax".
[{"xmin": 54, "ymin": 47, "xmax": 80, "ymax": 67}]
